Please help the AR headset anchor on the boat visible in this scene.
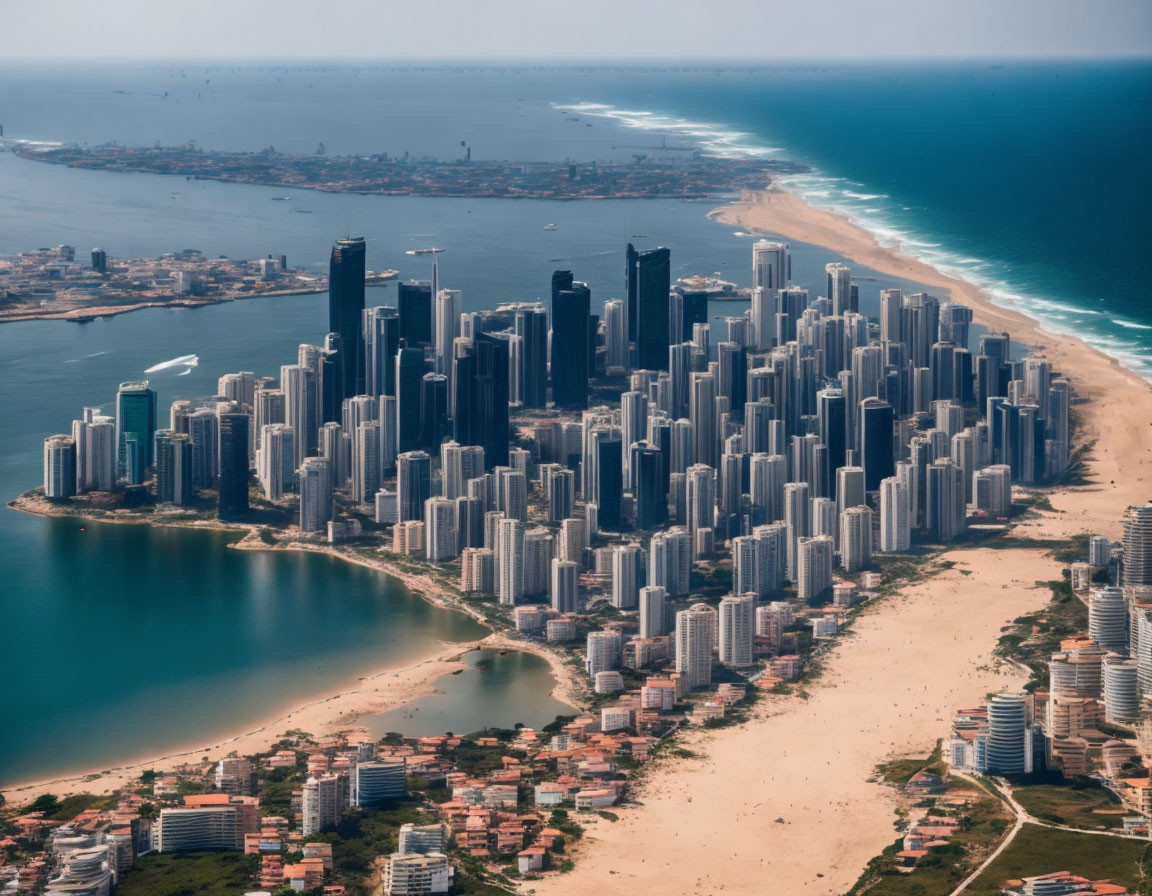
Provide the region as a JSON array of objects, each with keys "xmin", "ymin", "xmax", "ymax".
[
  {"xmin": 631, "ymin": 234, "xmax": 647, "ymax": 238},
  {"xmin": 406, "ymin": 248, "xmax": 444, "ymax": 256},
  {"xmin": 544, "ymin": 223, "xmax": 558, "ymax": 231},
  {"xmin": 270, "ymin": 196, "xmax": 293, "ymax": 201}
]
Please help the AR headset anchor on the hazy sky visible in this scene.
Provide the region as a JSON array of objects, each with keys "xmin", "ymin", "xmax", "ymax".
[{"xmin": 3, "ymin": 0, "xmax": 1150, "ymax": 60}]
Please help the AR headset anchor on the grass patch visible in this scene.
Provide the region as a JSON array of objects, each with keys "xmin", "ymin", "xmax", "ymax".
[
  {"xmin": 965, "ymin": 824, "xmax": 1152, "ymax": 896},
  {"xmin": 116, "ymin": 852, "xmax": 258, "ymax": 896},
  {"xmin": 1010, "ymin": 781, "xmax": 1126, "ymax": 831}
]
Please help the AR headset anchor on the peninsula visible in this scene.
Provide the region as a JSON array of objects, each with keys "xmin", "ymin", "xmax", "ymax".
[{"xmin": 8, "ymin": 140, "xmax": 809, "ymax": 199}]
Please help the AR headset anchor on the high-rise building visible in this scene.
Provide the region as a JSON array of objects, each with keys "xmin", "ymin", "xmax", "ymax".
[
  {"xmin": 453, "ymin": 332, "xmax": 510, "ymax": 468},
  {"xmin": 116, "ymin": 381, "xmax": 157, "ymax": 484},
  {"xmin": 550, "ymin": 272, "xmax": 590, "ymax": 409},
  {"xmin": 515, "ymin": 304, "xmax": 549, "ymax": 409},
  {"xmin": 43, "ymin": 434, "xmax": 76, "ymax": 500},
  {"xmin": 329, "ymin": 237, "xmax": 367, "ymax": 403},
  {"xmin": 217, "ymin": 410, "xmax": 250, "ymax": 520},
  {"xmin": 718, "ymin": 593, "xmax": 756, "ymax": 667},
  {"xmin": 398, "ymin": 280, "xmax": 433, "ymax": 346},
  {"xmin": 825, "ymin": 262, "xmax": 853, "ymax": 315},
  {"xmin": 1123, "ymin": 503, "xmax": 1152, "ymax": 587},
  {"xmin": 299, "ymin": 457, "xmax": 332, "ymax": 533},
  {"xmin": 73, "ymin": 414, "xmax": 116, "ymax": 493},
  {"xmin": 586, "ymin": 630, "xmax": 622, "ymax": 677},
  {"xmin": 523, "ymin": 526, "xmax": 553, "ymax": 597},
  {"xmin": 364, "ymin": 305, "xmax": 400, "ymax": 398},
  {"xmin": 675, "ymin": 603, "xmax": 716, "ymax": 689},
  {"xmin": 982, "ymin": 692, "xmax": 1032, "ymax": 775},
  {"xmin": 752, "ymin": 239, "xmax": 789, "ymax": 292},
  {"xmin": 397, "ymin": 450, "xmax": 432, "ymax": 523},
  {"xmin": 424, "ymin": 497, "xmax": 457, "ymax": 563},
  {"xmin": 1088, "ymin": 586, "xmax": 1128, "ymax": 651},
  {"xmin": 257, "ymin": 424, "xmax": 295, "ymax": 501},
  {"xmin": 879, "ymin": 476, "xmax": 910, "ymax": 552},
  {"xmin": 685, "ymin": 464, "xmax": 716, "ymax": 558},
  {"xmin": 395, "ymin": 346, "xmax": 426, "ymax": 454},
  {"xmin": 281, "ymin": 364, "xmax": 318, "ymax": 467},
  {"xmin": 611, "ymin": 543, "xmax": 643, "ymax": 610},
  {"xmin": 604, "ymin": 298, "xmax": 627, "ymax": 371},
  {"xmin": 154, "ymin": 429, "xmax": 193, "ymax": 506},
  {"xmin": 551, "ymin": 558, "xmax": 579, "ymax": 613},
  {"xmin": 797, "ymin": 535, "xmax": 834, "ymax": 602},
  {"xmin": 351, "ymin": 759, "xmax": 407, "ymax": 807},
  {"xmin": 302, "ymin": 773, "xmax": 349, "ymax": 835},
  {"xmin": 650, "ymin": 527, "xmax": 691, "ymax": 596},
  {"xmin": 630, "ymin": 246, "xmax": 671, "ymax": 370},
  {"xmin": 442, "ymin": 442, "xmax": 485, "ymax": 501},
  {"xmin": 496, "ymin": 517, "xmax": 525, "ymax": 606},
  {"xmin": 839, "ymin": 505, "xmax": 873, "ymax": 572},
  {"xmin": 639, "ymin": 585, "xmax": 668, "ymax": 639}
]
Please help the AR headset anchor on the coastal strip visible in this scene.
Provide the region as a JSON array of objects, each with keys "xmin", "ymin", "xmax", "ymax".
[{"xmin": 531, "ymin": 184, "xmax": 1152, "ymax": 895}]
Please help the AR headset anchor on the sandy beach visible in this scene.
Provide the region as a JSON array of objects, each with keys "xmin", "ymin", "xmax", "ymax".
[{"xmin": 534, "ymin": 184, "xmax": 1152, "ymax": 895}]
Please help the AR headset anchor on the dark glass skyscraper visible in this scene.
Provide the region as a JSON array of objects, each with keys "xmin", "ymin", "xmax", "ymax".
[
  {"xmin": 859, "ymin": 397, "xmax": 895, "ymax": 491},
  {"xmin": 817, "ymin": 388, "xmax": 848, "ymax": 497},
  {"xmin": 328, "ymin": 237, "xmax": 367, "ymax": 404},
  {"xmin": 517, "ymin": 307, "xmax": 548, "ymax": 409},
  {"xmin": 395, "ymin": 346, "xmax": 426, "ymax": 454},
  {"xmin": 631, "ymin": 246, "xmax": 671, "ymax": 371},
  {"xmin": 633, "ymin": 443, "xmax": 667, "ymax": 530},
  {"xmin": 398, "ymin": 280, "xmax": 433, "ymax": 346},
  {"xmin": 596, "ymin": 434, "xmax": 623, "ymax": 531},
  {"xmin": 550, "ymin": 271, "xmax": 590, "ymax": 410},
  {"xmin": 115, "ymin": 381, "xmax": 157, "ymax": 484},
  {"xmin": 453, "ymin": 332, "xmax": 510, "ymax": 469},
  {"xmin": 217, "ymin": 411, "xmax": 250, "ymax": 520}
]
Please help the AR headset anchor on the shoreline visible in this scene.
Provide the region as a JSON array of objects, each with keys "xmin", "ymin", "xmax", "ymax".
[
  {"xmin": 531, "ymin": 184, "xmax": 1152, "ymax": 895},
  {"xmin": 2, "ymin": 495, "xmax": 585, "ymax": 803}
]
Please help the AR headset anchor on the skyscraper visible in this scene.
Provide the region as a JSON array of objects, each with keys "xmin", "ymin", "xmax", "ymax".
[
  {"xmin": 115, "ymin": 381, "xmax": 156, "ymax": 484},
  {"xmin": 43, "ymin": 435, "xmax": 76, "ymax": 500},
  {"xmin": 752, "ymin": 239, "xmax": 789, "ymax": 292},
  {"xmin": 299, "ymin": 457, "xmax": 332, "ymax": 533},
  {"xmin": 257, "ymin": 423, "xmax": 294, "ymax": 501},
  {"xmin": 154, "ymin": 430, "xmax": 193, "ymax": 506},
  {"xmin": 398, "ymin": 280, "xmax": 433, "ymax": 346},
  {"xmin": 364, "ymin": 305, "xmax": 400, "ymax": 398},
  {"xmin": 675, "ymin": 603, "xmax": 716, "ymax": 689},
  {"xmin": 631, "ymin": 246, "xmax": 671, "ymax": 371},
  {"xmin": 718, "ymin": 593, "xmax": 755, "ymax": 667},
  {"xmin": 879, "ymin": 476, "xmax": 910, "ymax": 552},
  {"xmin": 1123, "ymin": 503, "xmax": 1152, "ymax": 587},
  {"xmin": 396, "ymin": 450, "xmax": 432, "ymax": 523},
  {"xmin": 611, "ymin": 543, "xmax": 643, "ymax": 610},
  {"xmin": 639, "ymin": 585, "xmax": 668, "ymax": 639},
  {"xmin": 217, "ymin": 410, "xmax": 250, "ymax": 520},
  {"xmin": 329, "ymin": 237, "xmax": 367, "ymax": 403},
  {"xmin": 550, "ymin": 272, "xmax": 590, "ymax": 409},
  {"xmin": 453, "ymin": 332, "xmax": 510, "ymax": 468},
  {"xmin": 551, "ymin": 558, "xmax": 579, "ymax": 614},
  {"xmin": 497, "ymin": 517, "xmax": 525, "ymax": 606}
]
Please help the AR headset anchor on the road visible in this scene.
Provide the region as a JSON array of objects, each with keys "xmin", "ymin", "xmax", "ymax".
[{"xmin": 948, "ymin": 774, "xmax": 1148, "ymax": 896}]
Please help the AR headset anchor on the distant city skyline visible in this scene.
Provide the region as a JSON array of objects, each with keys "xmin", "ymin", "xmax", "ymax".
[{"xmin": 2, "ymin": 0, "xmax": 1150, "ymax": 61}]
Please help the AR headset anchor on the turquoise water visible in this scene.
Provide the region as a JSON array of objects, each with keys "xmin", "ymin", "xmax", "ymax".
[{"xmin": 366, "ymin": 649, "xmax": 575, "ymax": 738}]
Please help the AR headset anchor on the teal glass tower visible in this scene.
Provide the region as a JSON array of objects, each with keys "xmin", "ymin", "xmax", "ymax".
[{"xmin": 115, "ymin": 381, "xmax": 156, "ymax": 485}]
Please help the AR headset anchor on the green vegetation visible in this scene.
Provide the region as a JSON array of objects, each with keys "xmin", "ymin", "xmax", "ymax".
[
  {"xmin": 116, "ymin": 852, "xmax": 259, "ymax": 896},
  {"xmin": 965, "ymin": 825, "xmax": 1152, "ymax": 896},
  {"xmin": 18, "ymin": 793, "xmax": 117, "ymax": 821},
  {"xmin": 995, "ymin": 577, "xmax": 1088, "ymax": 689},
  {"xmin": 1011, "ymin": 781, "xmax": 1126, "ymax": 831},
  {"xmin": 847, "ymin": 785, "xmax": 1012, "ymax": 896},
  {"xmin": 880, "ymin": 742, "xmax": 948, "ymax": 785}
]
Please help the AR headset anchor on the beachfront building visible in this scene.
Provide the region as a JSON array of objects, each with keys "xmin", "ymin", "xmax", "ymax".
[
  {"xmin": 1103, "ymin": 654, "xmax": 1140, "ymax": 724},
  {"xmin": 650, "ymin": 527, "xmax": 691, "ymax": 596},
  {"xmin": 1088, "ymin": 587, "xmax": 1129, "ymax": 651},
  {"xmin": 718, "ymin": 593, "xmax": 755, "ymax": 667},
  {"xmin": 981, "ymin": 692, "xmax": 1033, "ymax": 775},
  {"xmin": 496, "ymin": 517, "xmax": 525, "ymax": 606},
  {"xmin": 675, "ymin": 603, "xmax": 716, "ymax": 689},
  {"xmin": 550, "ymin": 558, "xmax": 579, "ymax": 613},
  {"xmin": 299, "ymin": 457, "xmax": 333, "ymax": 533},
  {"xmin": 43, "ymin": 434, "xmax": 77, "ymax": 500},
  {"xmin": 879, "ymin": 476, "xmax": 910, "ymax": 552},
  {"xmin": 155, "ymin": 804, "xmax": 247, "ymax": 852},
  {"xmin": 797, "ymin": 535, "xmax": 834, "ymax": 602},
  {"xmin": 586, "ymin": 630, "xmax": 622, "ymax": 677},
  {"xmin": 424, "ymin": 497, "xmax": 457, "ymax": 563},
  {"xmin": 1124, "ymin": 503, "xmax": 1152, "ymax": 587}
]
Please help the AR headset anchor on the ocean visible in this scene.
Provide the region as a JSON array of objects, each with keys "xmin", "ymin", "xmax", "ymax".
[{"xmin": 0, "ymin": 61, "xmax": 1146, "ymax": 786}]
